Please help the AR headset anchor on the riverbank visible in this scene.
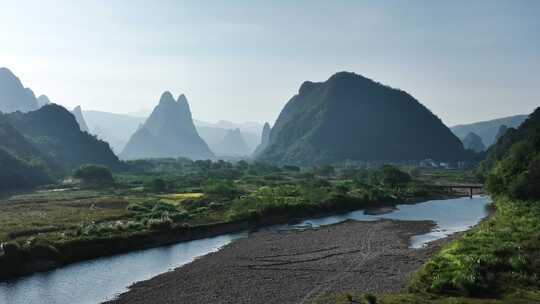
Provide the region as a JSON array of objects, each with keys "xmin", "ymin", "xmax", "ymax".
[
  {"xmin": 107, "ymin": 218, "xmax": 457, "ymax": 304},
  {"xmin": 0, "ymin": 190, "xmax": 462, "ymax": 281}
]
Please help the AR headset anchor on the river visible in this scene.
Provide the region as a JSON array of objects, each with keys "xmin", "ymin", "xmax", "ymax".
[{"xmin": 0, "ymin": 195, "xmax": 490, "ymax": 304}]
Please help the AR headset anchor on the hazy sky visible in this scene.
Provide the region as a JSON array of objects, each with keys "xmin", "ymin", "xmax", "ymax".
[{"xmin": 1, "ymin": 0, "xmax": 539, "ymax": 126}]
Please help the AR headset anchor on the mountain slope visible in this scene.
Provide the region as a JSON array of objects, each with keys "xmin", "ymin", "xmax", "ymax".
[
  {"xmin": 37, "ymin": 95, "xmax": 51, "ymax": 108},
  {"xmin": 253, "ymin": 122, "xmax": 271, "ymax": 157},
  {"xmin": 451, "ymin": 114, "xmax": 528, "ymax": 147},
  {"xmin": 461, "ymin": 132, "xmax": 486, "ymax": 152},
  {"xmin": 83, "ymin": 110, "xmax": 145, "ymax": 153},
  {"xmin": 258, "ymin": 72, "xmax": 468, "ymax": 165},
  {"xmin": 72, "ymin": 105, "xmax": 89, "ymax": 132},
  {"xmin": 483, "ymin": 107, "xmax": 540, "ymax": 199},
  {"xmin": 0, "ymin": 116, "xmax": 52, "ymax": 189},
  {"xmin": 6, "ymin": 104, "xmax": 120, "ymax": 170},
  {"xmin": 0, "ymin": 67, "xmax": 39, "ymax": 113},
  {"xmin": 120, "ymin": 92, "xmax": 214, "ymax": 160},
  {"xmin": 214, "ymin": 128, "xmax": 249, "ymax": 157}
]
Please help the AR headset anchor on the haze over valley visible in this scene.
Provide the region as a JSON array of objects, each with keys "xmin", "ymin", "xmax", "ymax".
[{"xmin": 0, "ymin": 2, "xmax": 539, "ymax": 304}]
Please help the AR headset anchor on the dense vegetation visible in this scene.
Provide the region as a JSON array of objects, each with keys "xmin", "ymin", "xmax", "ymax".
[
  {"xmin": 483, "ymin": 108, "xmax": 540, "ymax": 200},
  {"xmin": 0, "ymin": 104, "xmax": 121, "ymax": 190},
  {"xmin": 74, "ymin": 165, "xmax": 115, "ymax": 186},
  {"xmin": 327, "ymin": 108, "xmax": 540, "ymax": 304},
  {"xmin": 0, "ymin": 158, "xmax": 457, "ymax": 280},
  {"xmin": 7, "ymin": 104, "xmax": 120, "ymax": 171},
  {"xmin": 258, "ymin": 71, "xmax": 472, "ymax": 165}
]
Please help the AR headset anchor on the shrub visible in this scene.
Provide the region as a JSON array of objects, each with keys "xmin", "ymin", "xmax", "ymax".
[
  {"xmin": 144, "ymin": 178, "xmax": 168, "ymax": 193},
  {"xmin": 203, "ymin": 180, "xmax": 239, "ymax": 199},
  {"xmin": 381, "ymin": 165, "xmax": 411, "ymax": 188},
  {"xmin": 74, "ymin": 164, "xmax": 114, "ymax": 185},
  {"xmin": 1, "ymin": 242, "xmax": 20, "ymax": 256},
  {"xmin": 147, "ymin": 217, "xmax": 173, "ymax": 230},
  {"xmin": 364, "ymin": 293, "xmax": 377, "ymax": 304}
]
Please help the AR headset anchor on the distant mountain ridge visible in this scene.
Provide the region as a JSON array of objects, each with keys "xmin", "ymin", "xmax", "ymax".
[
  {"xmin": 84, "ymin": 110, "xmax": 262, "ymax": 155},
  {"xmin": 0, "ymin": 67, "xmax": 40, "ymax": 113},
  {"xmin": 451, "ymin": 114, "xmax": 529, "ymax": 147},
  {"xmin": 72, "ymin": 105, "xmax": 89, "ymax": 132},
  {"xmin": 461, "ymin": 132, "xmax": 486, "ymax": 153},
  {"xmin": 253, "ymin": 122, "xmax": 271, "ymax": 157},
  {"xmin": 120, "ymin": 92, "xmax": 214, "ymax": 160},
  {"xmin": 215, "ymin": 128, "xmax": 249, "ymax": 157},
  {"xmin": 258, "ymin": 71, "xmax": 469, "ymax": 165}
]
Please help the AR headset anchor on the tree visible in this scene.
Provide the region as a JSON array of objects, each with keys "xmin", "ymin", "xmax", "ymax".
[
  {"xmin": 73, "ymin": 164, "xmax": 114, "ymax": 185},
  {"xmin": 145, "ymin": 178, "xmax": 168, "ymax": 193},
  {"xmin": 381, "ymin": 165, "xmax": 411, "ymax": 188},
  {"xmin": 203, "ymin": 179, "xmax": 239, "ymax": 199}
]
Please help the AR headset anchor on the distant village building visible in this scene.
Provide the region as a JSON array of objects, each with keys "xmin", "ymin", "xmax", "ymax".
[{"xmin": 420, "ymin": 159, "xmax": 438, "ymax": 168}]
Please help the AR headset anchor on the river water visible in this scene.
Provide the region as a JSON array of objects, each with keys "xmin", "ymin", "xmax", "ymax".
[{"xmin": 0, "ymin": 196, "xmax": 490, "ymax": 304}]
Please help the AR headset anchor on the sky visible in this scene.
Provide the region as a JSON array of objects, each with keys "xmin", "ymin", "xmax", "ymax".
[{"xmin": 0, "ymin": 0, "xmax": 539, "ymax": 126}]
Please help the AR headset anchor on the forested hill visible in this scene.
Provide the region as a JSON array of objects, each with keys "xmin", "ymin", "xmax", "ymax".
[
  {"xmin": 258, "ymin": 71, "xmax": 469, "ymax": 165},
  {"xmin": 6, "ymin": 104, "xmax": 120, "ymax": 170},
  {"xmin": 483, "ymin": 107, "xmax": 540, "ymax": 200},
  {"xmin": 0, "ymin": 117, "xmax": 52, "ymax": 190}
]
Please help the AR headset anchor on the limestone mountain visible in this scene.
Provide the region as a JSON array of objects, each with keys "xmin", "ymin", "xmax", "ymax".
[
  {"xmin": 253, "ymin": 122, "xmax": 271, "ymax": 157},
  {"xmin": 72, "ymin": 105, "xmax": 90, "ymax": 132},
  {"xmin": 0, "ymin": 67, "xmax": 39, "ymax": 113},
  {"xmin": 6, "ymin": 104, "xmax": 120, "ymax": 171},
  {"xmin": 451, "ymin": 114, "xmax": 528, "ymax": 147},
  {"xmin": 83, "ymin": 110, "xmax": 146, "ymax": 153},
  {"xmin": 214, "ymin": 128, "xmax": 249, "ymax": 157},
  {"xmin": 37, "ymin": 95, "xmax": 51, "ymax": 108},
  {"xmin": 0, "ymin": 116, "xmax": 52, "ymax": 189},
  {"xmin": 461, "ymin": 132, "xmax": 486, "ymax": 153},
  {"xmin": 258, "ymin": 72, "xmax": 469, "ymax": 165},
  {"xmin": 120, "ymin": 92, "xmax": 214, "ymax": 160}
]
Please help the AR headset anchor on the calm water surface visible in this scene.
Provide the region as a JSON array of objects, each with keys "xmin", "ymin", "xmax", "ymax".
[{"xmin": 0, "ymin": 196, "xmax": 490, "ymax": 304}]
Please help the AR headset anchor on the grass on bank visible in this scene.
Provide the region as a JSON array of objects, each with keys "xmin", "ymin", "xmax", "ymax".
[
  {"xmin": 317, "ymin": 290, "xmax": 540, "ymax": 304},
  {"xmin": 319, "ymin": 197, "xmax": 540, "ymax": 304}
]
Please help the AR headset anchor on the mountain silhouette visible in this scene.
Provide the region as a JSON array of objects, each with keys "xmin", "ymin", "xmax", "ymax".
[
  {"xmin": 37, "ymin": 95, "xmax": 51, "ymax": 108},
  {"xmin": 72, "ymin": 105, "xmax": 90, "ymax": 132},
  {"xmin": 451, "ymin": 114, "xmax": 528, "ymax": 147},
  {"xmin": 0, "ymin": 67, "xmax": 39, "ymax": 113},
  {"xmin": 253, "ymin": 122, "xmax": 271, "ymax": 157},
  {"xmin": 121, "ymin": 92, "xmax": 214, "ymax": 160},
  {"xmin": 258, "ymin": 71, "xmax": 469, "ymax": 165},
  {"xmin": 6, "ymin": 104, "xmax": 120, "ymax": 171},
  {"xmin": 214, "ymin": 128, "xmax": 249, "ymax": 157},
  {"xmin": 461, "ymin": 132, "xmax": 486, "ymax": 152}
]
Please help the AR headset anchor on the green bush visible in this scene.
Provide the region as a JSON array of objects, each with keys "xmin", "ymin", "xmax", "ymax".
[
  {"xmin": 74, "ymin": 164, "xmax": 114, "ymax": 185},
  {"xmin": 144, "ymin": 178, "xmax": 168, "ymax": 193},
  {"xmin": 409, "ymin": 198, "xmax": 540, "ymax": 297},
  {"xmin": 381, "ymin": 165, "xmax": 411, "ymax": 188},
  {"xmin": 203, "ymin": 179, "xmax": 239, "ymax": 199}
]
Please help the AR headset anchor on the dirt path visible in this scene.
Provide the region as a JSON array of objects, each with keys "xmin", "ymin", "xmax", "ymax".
[{"xmin": 107, "ymin": 219, "xmax": 448, "ymax": 304}]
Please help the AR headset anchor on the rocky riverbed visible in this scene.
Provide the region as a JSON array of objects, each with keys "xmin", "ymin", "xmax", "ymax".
[{"xmin": 108, "ymin": 218, "xmax": 452, "ymax": 304}]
